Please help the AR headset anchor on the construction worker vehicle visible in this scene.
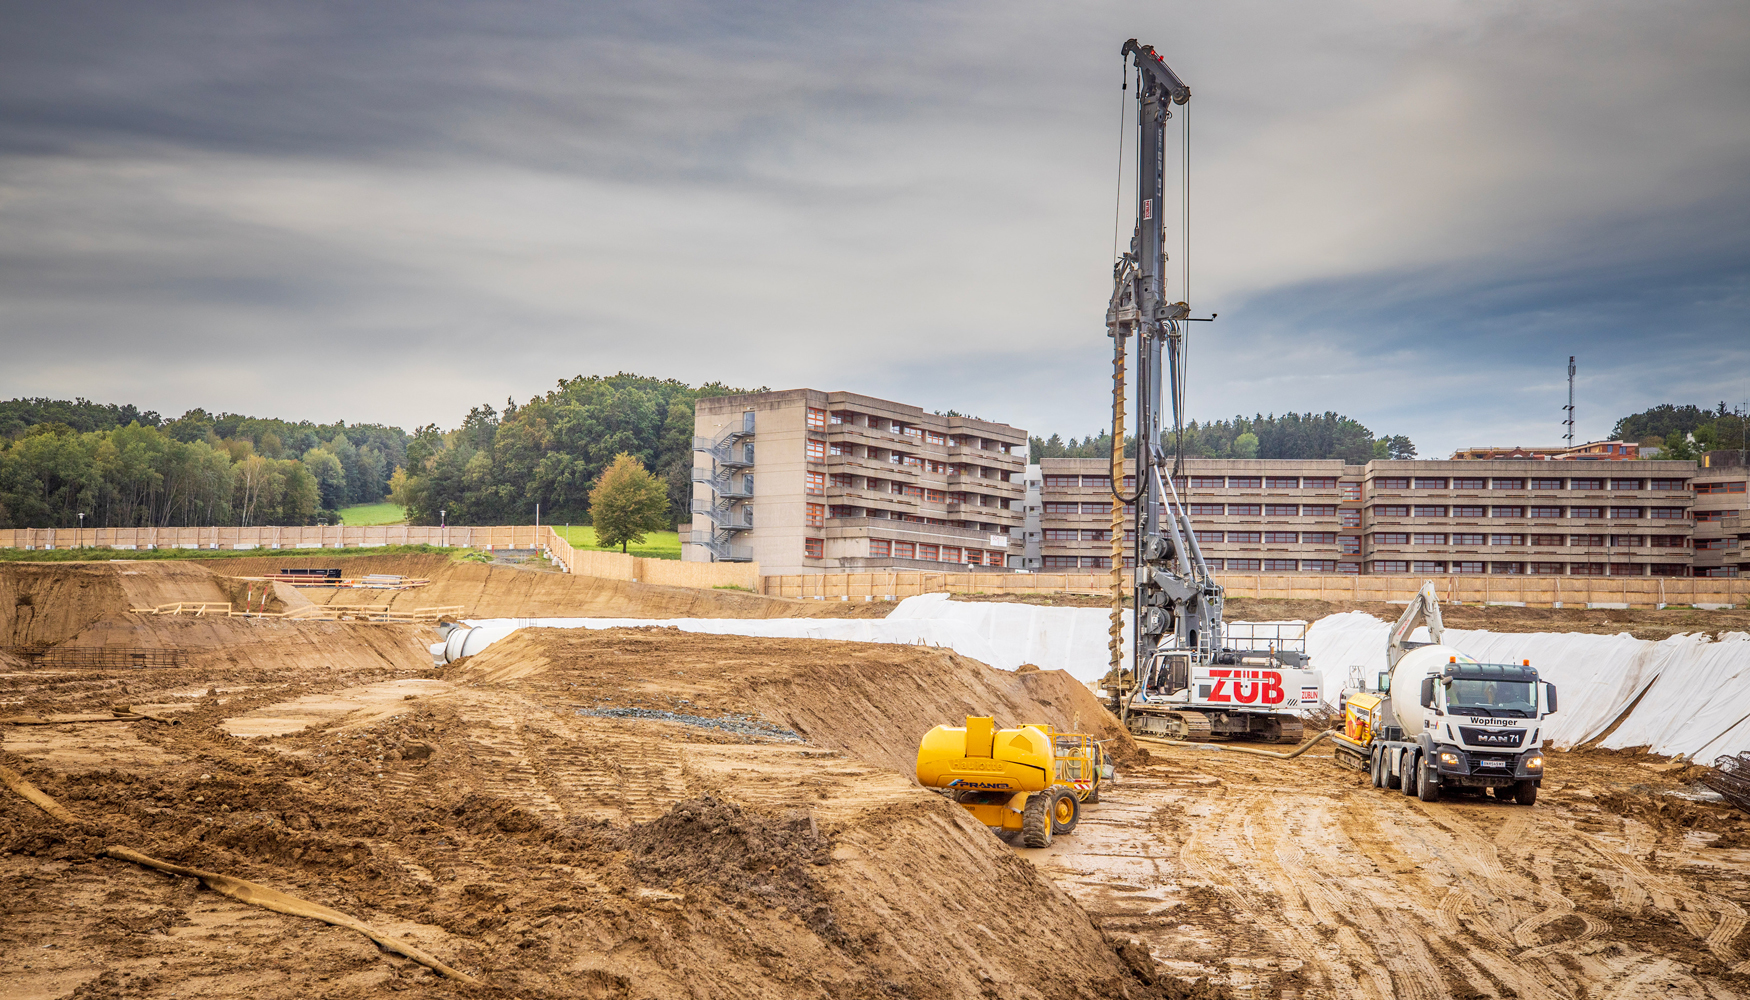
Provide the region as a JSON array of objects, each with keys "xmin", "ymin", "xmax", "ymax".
[
  {"xmin": 916, "ymin": 716, "xmax": 1113, "ymax": 848},
  {"xmin": 1331, "ymin": 582, "xmax": 1559, "ymax": 804},
  {"xmin": 1095, "ymin": 40, "xmax": 1321, "ymax": 742}
]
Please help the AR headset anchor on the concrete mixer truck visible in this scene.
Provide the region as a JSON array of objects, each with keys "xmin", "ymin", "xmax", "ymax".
[{"xmin": 1331, "ymin": 582, "xmax": 1558, "ymax": 805}]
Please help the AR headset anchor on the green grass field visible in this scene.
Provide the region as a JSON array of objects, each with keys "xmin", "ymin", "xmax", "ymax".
[
  {"xmin": 337, "ymin": 502, "xmax": 407, "ymax": 526},
  {"xmin": 551, "ymin": 525, "xmax": 681, "ymax": 560}
]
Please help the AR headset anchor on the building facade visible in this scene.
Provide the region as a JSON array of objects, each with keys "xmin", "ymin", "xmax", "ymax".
[
  {"xmin": 1038, "ymin": 457, "xmax": 1748, "ymax": 577},
  {"xmin": 686, "ymin": 390, "xmax": 1027, "ymax": 575}
]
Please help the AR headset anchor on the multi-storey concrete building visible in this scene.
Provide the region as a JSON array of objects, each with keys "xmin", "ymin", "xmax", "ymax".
[
  {"xmin": 1038, "ymin": 457, "xmax": 1741, "ymax": 577},
  {"xmin": 685, "ymin": 390, "xmax": 1027, "ymax": 575}
]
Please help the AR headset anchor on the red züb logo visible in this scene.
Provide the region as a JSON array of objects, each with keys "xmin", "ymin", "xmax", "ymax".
[{"xmin": 1205, "ymin": 670, "xmax": 1285, "ymax": 705}]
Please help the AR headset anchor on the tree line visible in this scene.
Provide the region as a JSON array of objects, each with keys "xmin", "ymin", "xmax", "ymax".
[
  {"xmin": 1030, "ymin": 412, "xmax": 1416, "ymax": 464},
  {"xmin": 0, "ymin": 401, "xmax": 406, "ymax": 529},
  {"xmin": 1613, "ymin": 403, "xmax": 1748, "ymax": 460}
]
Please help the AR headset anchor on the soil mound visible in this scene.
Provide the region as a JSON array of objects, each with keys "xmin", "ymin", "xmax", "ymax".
[
  {"xmin": 0, "ymin": 562, "xmax": 240, "ymax": 647},
  {"xmin": 217, "ymin": 552, "xmax": 888, "ymax": 620},
  {"xmin": 452, "ymin": 627, "xmax": 1140, "ymax": 770}
]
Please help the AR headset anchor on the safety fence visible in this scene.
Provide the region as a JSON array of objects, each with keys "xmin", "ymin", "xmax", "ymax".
[{"xmin": 760, "ymin": 571, "xmax": 1750, "ymax": 608}]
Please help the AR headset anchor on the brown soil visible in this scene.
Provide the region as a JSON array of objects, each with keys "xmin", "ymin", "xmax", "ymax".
[
  {"xmin": 217, "ymin": 553, "xmax": 899, "ymax": 620},
  {"xmin": 0, "ymin": 562, "xmax": 263, "ymax": 648},
  {"xmin": 3, "ymin": 562, "xmax": 1745, "ymax": 999}
]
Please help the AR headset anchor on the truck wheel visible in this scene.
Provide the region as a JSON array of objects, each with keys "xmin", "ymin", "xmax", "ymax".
[
  {"xmin": 1513, "ymin": 780, "xmax": 1538, "ymax": 806},
  {"xmin": 1020, "ymin": 792, "xmax": 1054, "ymax": 848},
  {"xmin": 1402, "ymin": 753, "xmax": 1419, "ymax": 797},
  {"xmin": 1371, "ymin": 748, "xmax": 1385, "ymax": 788},
  {"xmin": 1418, "ymin": 758, "xmax": 1441, "ymax": 802},
  {"xmin": 1050, "ymin": 788, "xmax": 1080, "ymax": 835},
  {"xmin": 1385, "ymin": 751, "xmax": 1402, "ymax": 790}
]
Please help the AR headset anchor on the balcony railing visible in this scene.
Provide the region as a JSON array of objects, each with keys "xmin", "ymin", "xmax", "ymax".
[{"xmin": 688, "ymin": 531, "xmax": 753, "ymax": 562}]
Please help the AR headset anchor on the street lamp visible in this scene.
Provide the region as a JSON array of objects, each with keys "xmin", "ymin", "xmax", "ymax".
[
  {"xmin": 440, "ymin": 509, "xmax": 446, "ymax": 528},
  {"xmin": 77, "ymin": 512, "xmax": 84, "ymax": 548}
]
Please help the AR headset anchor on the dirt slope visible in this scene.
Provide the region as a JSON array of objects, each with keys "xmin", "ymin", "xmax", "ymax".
[
  {"xmin": 217, "ymin": 553, "xmax": 893, "ymax": 620},
  {"xmin": 1, "ymin": 626, "xmax": 1176, "ymax": 1000},
  {"xmin": 0, "ymin": 562, "xmax": 244, "ymax": 647}
]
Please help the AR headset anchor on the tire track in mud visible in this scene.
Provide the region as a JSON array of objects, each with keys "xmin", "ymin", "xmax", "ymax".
[{"xmin": 1576, "ymin": 830, "xmax": 1746, "ymax": 967}]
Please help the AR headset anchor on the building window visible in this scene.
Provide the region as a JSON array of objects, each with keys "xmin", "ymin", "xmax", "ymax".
[
  {"xmin": 1570, "ymin": 478, "xmax": 1603, "ymax": 491},
  {"xmin": 805, "ymin": 471, "xmax": 825, "ymax": 495},
  {"xmin": 869, "ymin": 539, "xmax": 891, "ymax": 558},
  {"xmin": 1649, "ymin": 507, "xmax": 1686, "ymax": 519},
  {"xmin": 1491, "ymin": 562, "xmax": 1524, "ymax": 574},
  {"xmin": 1304, "ymin": 559, "xmax": 1337, "ymax": 572},
  {"xmin": 1082, "ymin": 475, "xmax": 1111, "ymax": 489},
  {"xmin": 1529, "ymin": 506, "xmax": 1562, "ymax": 519},
  {"xmin": 1531, "ymin": 478, "xmax": 1564, "ymax": 490},
  {"xmin": 806, "ymin": 438, "xmax": 826, "ymax": 461},
  {"xmin": 803, "ymin": 537, "xmax": 824, "ymax": 559},
  {"xmin": 1649, "ymin": 535, "xmax": 1687, "ymax": 548},
  {"xmin": 1530, "ymin": 534, "xmax": 1564, "ymax": 546},
  {"xmin": 1568, "ymin": 563, "xmax": 1604, "ymax": 576},
  {"xmin": 805, "ymin": 503, "xmax": 824, "ymax": 528},
  {"xmin": 1304, "ymin": 532, "xmax": 1337, "ymax": 545},
  {"xmin": 1043, "ymin": 502, "xmax": 1079, "ymax": 514},
  {"xmin": 1452, "ymin": 561, "xmax": 1484, "ymax": 574},
  {"xmin": 1488, "ymin": 533, "xmax": 1524, "ymax": 546},
  {"xmin": 925, "ymin": 489, "xmax": 946, "ymax": 503},
  {"xmin": 1411, "ymin": 561, "xmax": 1445, "ymax": 573},
  {"xmin": 1123, "ymin": 476, "xmax": 1137, "ymax": 490},
  {"xmin": 1413, "ymin": 533, "xmax": 1446, "ymax": 545},
  {"xmin": 1695, "ymin": 510, "xmax": 1730, "ymax": 522},
  {"xmin": 1189, "ymin": 503, "xmax": 1225, "ymax": 516},
  {"xmin": 1569, "ymin": 534, "xmax": 1604, "ymax": 546},
  {"xmin": 1189, "ymin": 476, "xmax": 1225, "ymax": 489},
  {"xmin": 830, "ymin": 410, "xmax": 849, "ymax": 425},
  {"xmin": 1266, "ymin": 504, "xmax": 1300, "ymax": 517},
  {"xmin": 1452, "ymin": 478, "xmax": 1485, "ymax": 490},
  {"xmin": 1202, "ymin": 558, "xmax": 1223, "ymax": 571},
  {"xmin": 828, "ymin": 505, "xmax": 858, "ymax": 519},
  {"xmin": 1609, "ymin": 535, "xmax": 1642, "ymax": 547},
  {"xmin": 1695, "ymin": 480, "xmax": 1745, "ymax": 494},
  {"xmin": 1194, "ymin": 530, "xmax": 1223, "ymax": 543},
  {"xmin": 1305, "ymin": 477, "xmax": 1338, "ymax": 489},
  {"xmin": 1374, "ymin": 505, "xmax": 1410, "ymax": 518},
  {"xmin": 1376, "ymin": 477, "xmax": 1410, "ymax": 491},
  {"xmin": 1044, "ymin": 475, "xmax": 1079, "ymax": 488},
  {"xmin": 1230, "ymin": 504, "xmax": 1262, "ymax": 517},
  {"xmin": 1608, "ymin": 563, "xmax": 1642, "ymax": 576},
  {"xmin": 1083, "ymin": 502, "xmax": 1122, "ymax": 514},
  {"xmin": 1339, "ymin": 536, "xmax": 1361, "ymax": 553},
  {"xmin": 1042, "ymin": 555, "xmax": 1079, "ymax": 569},
  {"xmin": 1229, "ymin": 531, "xmax": 1262, "ymax": 544},
  {"xmin": 1081, "ymin": 556, "xmax": 1111, "ymax": 569},
  {"xmin": 1492, "ymin": 506, "xmax": 1525, "ymax": 518},
  {"xmin": 1337, "ymin": 561, "xmax": 1361, "ymax": 574},
  {"xmin": 1453, "ymin": 533, "xmax": 1485, "ymax": 546},
  {"xmin": 1265, "ymin": 531, "xmax": 1298, "ymax": 544},
  {"xmin": 1609, "ymin": 507, "xmax": 1644, "ymax": 519},
  {"xmin": 1413, "ymin": 505, "xmax": 1447, "ymax": 517},
  {"xmin": 1228, "ymin": 558, "xmax": 1262, "ymax": 571},
  {"xmin": 917, "ymin": 543, "xmax": 939, "ymax": 561},
  {"xmin": 1569, "ymin": 506, "xmax": 1603, "ymax": 519},
  {"xmin": 1453, "ymin": 505, "xmax": 1485, "ymax": 518},
  {"xmin": 1413, "ymin": 478, "xmax": 1447, "ymax": 489},
  {"xmin": 1372, "ymin": 560, "xmax": 1409, "ymax": 573},
  {"xmin": 1265, "ymin": 477, "xmax": 1300, "ymax": 489},
  {"xmin": 1303, "ymin": 504, "xmax": 1337, "ymax": 517},
  {"xmin": 934, "ymin": 546, "xmax": 957, "ymax": 563},
  {"xmin": 1529, "ymin": 562, "xmax": 1563, "ymax": 575},
  {"xmin": 806, "ymin": 407, "xmax": 827, "ymax": 429},
  {"xmin": 1043, "ymin": 529, "xmax": 1078, "ymax": 541},
  {"xmin": 926, "ymin": 431, "xmax": 947, "ymax": 445},
  {"xmin": 1493, "ymin": 478, "xmax": 1526, "ymax": 490},
  {"xmin": 1339, "ymin": 510, "xmax": 1361, "ymax": 527},
  {"xmin": 1083, "ymin": 529, "xmax": 1112, "ymax": 542},
  {"xmin": 893, "ymin": 541, "xmax": 915, "ymax": 560},
  {"xmin": 1649, "ymin": 564, "xmax": 1689, "ymax": 577},
  {"xmin": 1374, "ymin": 532, "xmax": 1410, "ymax": 545},
  {"xmin": 1340, "ymin": 482, "xmax": 1362, "ymax": 501},
  {"xmin": 1263, "ymin": 559, "xmax": 1298, "ymax": 572},
  {"xmin": 1611, "ymin": 478, "xmax": 1643, "ymax": 491},
  {"xmin": 1229, "ymin": 476, "xmax": 1262, "ymax": 489}
]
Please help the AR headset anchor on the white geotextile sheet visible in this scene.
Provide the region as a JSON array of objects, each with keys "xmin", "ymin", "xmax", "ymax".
[
  {"xmin": 883, "ymin": 593, "xmax": 1132, "ymax": 681},
  {"xmin": 1303, "ymin": 611, "xmax": 1750, "ymax": 760}
]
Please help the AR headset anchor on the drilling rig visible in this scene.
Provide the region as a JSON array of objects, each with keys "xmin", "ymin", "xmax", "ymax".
[{"xmin": 1100, "ymin": 40, "xmax": 1321, "ymax": 742}]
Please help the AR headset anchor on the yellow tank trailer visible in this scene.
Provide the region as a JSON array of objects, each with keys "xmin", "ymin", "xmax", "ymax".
[{"xmin": 915, "ymin": 716, "xmax": 1112, "ymax": 848}]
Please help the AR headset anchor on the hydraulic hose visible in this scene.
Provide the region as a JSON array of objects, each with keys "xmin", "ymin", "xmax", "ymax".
[{"xmin": 1134, "ymin": 727, "xmax": 1336, "ymax": 760}]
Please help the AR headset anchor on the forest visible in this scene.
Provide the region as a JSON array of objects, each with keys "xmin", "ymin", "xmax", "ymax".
[
  {"xmin": 1614, "ymin": 403, "xmax": 1747, "ymax": 460},
  {"xmin": 1029, "ymin": 411, "xmax": 1416, "ymax": 464}
]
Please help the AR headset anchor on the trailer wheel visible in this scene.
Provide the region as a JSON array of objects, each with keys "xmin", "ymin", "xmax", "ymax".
[
  {"xmin": 1513, "ymin": 780, "xmax": 1538, "ymax": 806},
  {"xmin": 1020, "ymin": 792, "xmax": 1053, "ymax": 848},
  {"xmin": 1401, "ymin": 752, "xmax": 1419, "ymax": 797},
  {"xmin": 1050, "ymin": 788, "xmax": 1080, "ymax": 835},
  {"xmin": 1385, "ymin": 751, "xmax": 1402, "ymax": 790},
  {"xmin": 1417, "ymin": 758, "xmax": 1441, "ymax": 802}
]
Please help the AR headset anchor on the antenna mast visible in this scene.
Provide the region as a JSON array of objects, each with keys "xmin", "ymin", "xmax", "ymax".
[{"xmin": 1563, "ymin": 357, "xmax": 1576, "ymax": 448}]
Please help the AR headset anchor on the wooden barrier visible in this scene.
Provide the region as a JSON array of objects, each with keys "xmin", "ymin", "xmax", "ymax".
[{"xmin": 759, "ymin": 571, "xmax": 1750, "ymax": 609}]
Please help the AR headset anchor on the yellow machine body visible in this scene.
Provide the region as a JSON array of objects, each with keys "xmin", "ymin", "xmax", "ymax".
[
  {"xmin": 1345, "ymin": 692, "xmax": 1385, "ymax": 746},
  {"xmin": 916, "ymin": 716, "xmax": 1104, "ymax": 834}
]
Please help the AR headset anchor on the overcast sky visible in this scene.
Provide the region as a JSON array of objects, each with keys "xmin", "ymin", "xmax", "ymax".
[{"xmin": 3, "ymin": 1, "xmax": 1747, "ymax": 456}]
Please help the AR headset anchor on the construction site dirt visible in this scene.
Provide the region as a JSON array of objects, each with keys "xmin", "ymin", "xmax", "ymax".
[{"xmin": 3, "ymin": 560, "xmax": 1748, "ymax": 999}]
